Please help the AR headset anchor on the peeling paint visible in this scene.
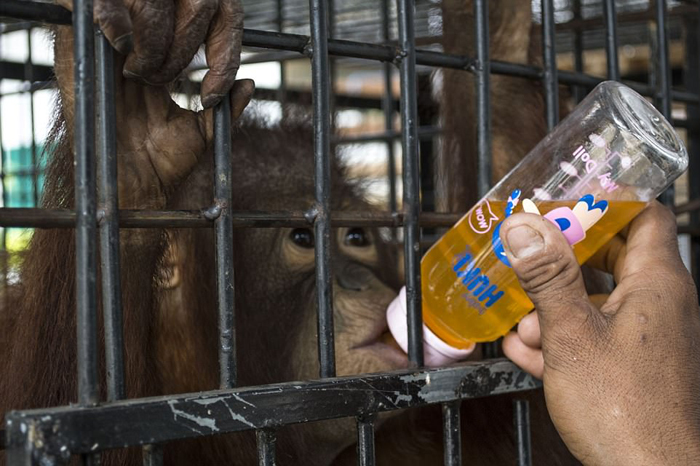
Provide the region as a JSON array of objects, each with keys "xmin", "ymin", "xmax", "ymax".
[
  {"xmin": 232, "ymin": 393, "xmax": 256, "ymax": 408},
  {"xmin": 221, "ymin": 399, "xmax": 256, "ymax": 429},
  {"xmin": 392, "ymin": 393, "xmax": 413, "ymax": 405},
  {"xmin": 168, "ymin": 401, "xmax": 219, "ymax": 432},
  {"xmin": 194, "ymin": 397, "xmax": 227, "ymax": 406}
]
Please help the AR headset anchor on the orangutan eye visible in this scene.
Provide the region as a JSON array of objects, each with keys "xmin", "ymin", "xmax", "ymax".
[
  {"xmin": 290, "ymin": 228, "xmax": 315, "ymax": 249},
  {"xmin": 344, "ymin": 228, "xmax": 371, "ymax": 247}
]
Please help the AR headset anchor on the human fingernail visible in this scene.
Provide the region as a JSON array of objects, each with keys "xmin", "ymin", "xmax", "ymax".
[
  {"xmin": 201, "ymin": 93, "xmax": 224, "ymax": 109},
  {"xmin": 504, "ymin": 225, "xmax": 544, "ymax": 259},
  {"xmin": 113, "ymin": 33, "xmax": 133, "ymax": 55}
]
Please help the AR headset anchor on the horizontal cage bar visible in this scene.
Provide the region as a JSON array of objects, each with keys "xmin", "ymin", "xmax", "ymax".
[{"xmin": 5, "ymin": 360, "xmax": 539, "ymax": 459}]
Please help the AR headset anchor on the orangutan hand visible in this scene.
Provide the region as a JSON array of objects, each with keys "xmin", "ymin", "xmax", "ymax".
[
  {"xmin": 56, "ymin": 0, "xmax": 242, "ymax": 108},
  {"xmin": 500, "ymin": 202, "xmax": 700, "ymax": 465}
]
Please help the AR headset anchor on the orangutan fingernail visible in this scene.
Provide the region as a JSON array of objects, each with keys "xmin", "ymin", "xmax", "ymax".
[
  {"xmin": 123, "ymin": 68, "xmax": 142, "ymax": 80},
  {"xmin": 201, "ymin": 93, "xmax": 225, "ymax": 109},
  {"xmin": 505, "ymin": 225, "xmax": 544, "ymax": 259},
  {"xmin": 113, "ymin": 33, "xmax": 133, "ymax": 55}
]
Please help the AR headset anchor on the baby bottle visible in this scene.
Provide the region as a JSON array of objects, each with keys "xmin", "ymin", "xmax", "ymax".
[{"xmin": 386, "ymin": 81, "xmax": 689, "ymax": 366}]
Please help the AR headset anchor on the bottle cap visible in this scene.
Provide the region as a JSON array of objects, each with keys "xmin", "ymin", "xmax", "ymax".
[{"xmin": 386, "ymin": 287, "xmax": 476, "ymax": 367}]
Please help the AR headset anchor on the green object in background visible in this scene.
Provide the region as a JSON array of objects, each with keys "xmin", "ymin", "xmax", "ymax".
[{"xmin": 2, "ymin": 145, "xmax": 48, "ymax": 253}]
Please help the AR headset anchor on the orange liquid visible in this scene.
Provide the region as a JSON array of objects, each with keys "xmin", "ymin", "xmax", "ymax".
[{"xmin": 421, "ymin": 200, "xmax": 647, "ymax": 346}]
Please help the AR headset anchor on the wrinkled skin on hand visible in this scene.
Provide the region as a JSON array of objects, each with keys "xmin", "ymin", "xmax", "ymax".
[
  {"xmin": 56, "ymin": 0, "xmax": 243, "ymax": 108},
  {"xmin": 501, "ymin": 202, "xmax": 700, "ymax": 465},
  {"xmin": 52, "ymin": 0, "xmax": 254, "ymax": 208}
]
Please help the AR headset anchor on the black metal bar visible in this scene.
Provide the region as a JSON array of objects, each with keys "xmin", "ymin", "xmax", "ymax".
[
  {"xmin": 514, "ymin": 399, "xmax": 532, "ymax": 466},
  {"xmin": 0, "ymin": 208, "xmax": 471, "ymax": 229},
  {"xmin": 474, "ymin": 0, "xmax": 491, "ymax": 198},
  {"xmin": 309, "ymin": 0, "xmax": 336, "ymax": 379},
  {"xmin": 655, "ymin": 0, "xmax": 672, "ymax": 119},
  {"xmin": 327, "ymin": 0, "xmax": 337, "ymax": 131},
  {"xmin": 276, "ymin": 0, "xmax": 287, "ymax": 111},
  {"xmin": 5, "ymin": 360, "xmax": 540, "ymax": 459},
  {"xmin": 572, "ymin": 0, "xmax": 585, "ymax": 103},
  {"xmin": 337, "ymin": 126, "xmax": 440, "ymax": 144},
  {"xmin": 73, "ymin": 0, "xmax": 99, "ymax": 409},
  {"xmin": 214, "ymin": 95, "xmax": 237, "ymax": 389},
  {"xmin": 142, "ymin": 444, "xmax": 163, "ymax": 466},
  {"xmin": 381, "ymin": 0, "xmax": 398, "ymax": 222},
  {"xmin": 356, "ymin": 417, "xmax": 376, "ymax": 466},
  {"xmin": 256, "ymin": 429, "xmax": 276, "ymax": 466},
  {"xmin": 96, "ymin": 30, "xmax": 125, "ymax": 403},
  {"xmin": 602, "ymin": 0, "xmax": 620, "ymax": 81},
  {"xmin": 26, "ymin": 28, "xmax": 39, "ymax": 207},
  {"xmin": 0, "ymin": 0, "xmax": 72, "ymax": 24},
  {"xmin": 474, "ymin": 0, "xmax": 500, "ymax": 360},
  {"xmin": 442, "ymin": 401, "xmax": 462, "ymax": 466},
  {"xmin": 542, "ymin": 0, "xmax": 558, "ymax": 130},
  {"xmin": 656, "ymin": 0, "xmax": 674, "ymax": 206},
  {"xmin": 397, "ymin": 0, "xmax": 424, "ymax": 367}
]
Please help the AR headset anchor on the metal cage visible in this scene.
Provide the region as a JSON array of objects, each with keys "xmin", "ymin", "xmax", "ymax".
[{"xmin": 0, "ymin": 0, "xmax": 698, "ymax": 464}]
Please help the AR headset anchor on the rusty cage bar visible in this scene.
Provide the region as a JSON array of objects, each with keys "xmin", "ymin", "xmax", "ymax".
[{"xmin": 0, "ymin": 0, "xmax": 698, "ymax": 465}]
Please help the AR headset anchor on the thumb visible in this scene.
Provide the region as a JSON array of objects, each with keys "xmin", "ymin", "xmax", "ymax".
[{"xmin": 499, "ymin": 213, "xmax": 597, "ymax": 333}]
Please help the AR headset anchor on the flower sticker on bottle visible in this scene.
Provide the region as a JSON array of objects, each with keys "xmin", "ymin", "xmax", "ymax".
[
  {"xmin": 521, "ymin": 194, "xmax": 609, "ymax": 246},
  {"xmin": 492, "ymin": 190, "xmax": 609, "ymax": 267}
]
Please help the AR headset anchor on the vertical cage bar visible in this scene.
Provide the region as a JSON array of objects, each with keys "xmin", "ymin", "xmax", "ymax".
[
  {"xmin": 276, "ymin": 0, "xmax": 287, "ymax": 109},
  {"xmin": 214, "ymin": 95, "xmax": 237, "ymax": 389},
  {"xmin": 381, "ymin": 0, "xmax": 398, "ymax": 221},
  {"xmin": 0, "ymin": 35, "xmax": 6, "ymax": 313},
  {"xmin": 655, "ymin": 0, "xmax": 673, "ymax": 206},
  {"xmin": 541, "ymin": 0, "xmax": 559, "ymax": 130},
  {"xmin": 256, "ymin": 429, "xmax": 277, "ymax": 466},
  {"xmin": 602, "ymin": 0, "xmax": 620, "ymax": 81},
  {"xmin": 356, "ymin": 417, "xmax": 376, "ymax": 466},
  {"xmin": 397, "ymin": 0, "xmax": 424, "ymax": 367},
  {"xmin": 474, "ymin": 0, "xmax": 491, "ymax": 198},
  {"xmin": 655, "ymin": 0, "xmax": 672, "ymax": 119},
  {"xmin": 474, "ymin": 0, "xmax": 500, "ymax": 359},
  {"xmin": 328, "ymin": 0, "xmax": 337, "ymax": 130},
  {"xmin": 514, "ymin": 399, "xmax": 532, "ymax": 466},
  {"xmin": 143, "ymin": 444, "xmax": 163, "ymax": 466},
  {"xmin": 309, "ymin": 0, "xmax": 336, "ymax": 378},
  {"xmin": 442, "ymin": 401, "xmax": 462, "ymax": 466},
  {"xmin": 96, "ymin": 30, "xmax": 125, "ymax": 402},
  {"xmin": 26, "ymin": 28, "xmax": 39, "ymax": 207},
  {"xmin": 73, "ymin": 0, "xmax": 99, "ymax": 408},
  {"xmin": 572, "ymin": 0, "xmax": 585, "ymax": 103}
]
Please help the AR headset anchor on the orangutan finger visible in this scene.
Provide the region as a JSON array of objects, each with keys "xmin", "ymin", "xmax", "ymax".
[
  {"xmin": 200, "ymin": 0, "xmax": 243, "ymax": 108},
  {"xmin": 94, "ymin": 0, "xmax": 133, "ymax": 55},
  {"xmin": 198, "ymin": 79, "xmax": 255, "ymax": 145},
  {"xmin": 123, "ymin": 0, "xmax": 175, "ymax": 80},
  {"xmin": 57, "ymin": 0, "xmax": 133, "ymax": 55},
  {"xmin": 148, "ymin": 0, "xmax": 219, "ymax": 85}
]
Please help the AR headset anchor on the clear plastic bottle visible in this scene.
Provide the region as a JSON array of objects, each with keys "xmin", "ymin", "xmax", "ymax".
[{"xmin": 386, "ymin": 81, "xmax": 689, "ymax": 366}]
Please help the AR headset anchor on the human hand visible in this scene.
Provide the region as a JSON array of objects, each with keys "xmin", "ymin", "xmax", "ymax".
[
  {"xmin": 500, "ymin": 201, "xmax": 700, "ymax": 465},
  {"xmin": 56, "ymin": 0, "xmax": 242, "ymax": 108}
]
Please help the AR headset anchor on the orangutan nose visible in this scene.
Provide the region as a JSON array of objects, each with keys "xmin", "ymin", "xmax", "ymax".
[{"xmin": 336, "ymin": 262, "xmax": 375, "ymax": 292}]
